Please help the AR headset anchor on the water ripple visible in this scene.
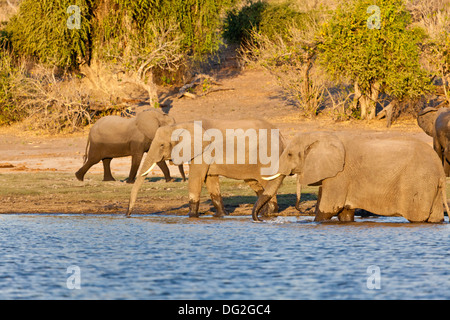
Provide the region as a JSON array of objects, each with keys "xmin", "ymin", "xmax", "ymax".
[{"xmin": 0, "ymin": 214, "xmax": 449, "ymax": 299}]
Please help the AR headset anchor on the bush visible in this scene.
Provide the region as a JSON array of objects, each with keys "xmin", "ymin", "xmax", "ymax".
[
  {"xmin": 6, "ymin": 0, "xmax": 93, "ymax": 69},
  {"xmin": 223, "ymin": 0, "xmax": 306, "ymax": 44},
  {"xmin": 318, "ymin": 0, "xmax": 432, "ymax": 119},
  {"xmin": 223, "ymin": 0, "xmax": 267, "ymax": 44},
  {"xmin": 0, "ymin": 0, "xmax": 236, "ymax": 131},
  {"xmin": 6, "ymin": 0, "xmax": 236, "ymax": 70},
  {"xmin": 0, "ymin": 50, "xmax": 23, "ymax": 125}
]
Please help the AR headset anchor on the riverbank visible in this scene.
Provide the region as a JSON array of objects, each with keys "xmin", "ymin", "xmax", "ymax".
[{"xmin": 0, "ymin": 68, "xmax": 434, "ymax": 216}]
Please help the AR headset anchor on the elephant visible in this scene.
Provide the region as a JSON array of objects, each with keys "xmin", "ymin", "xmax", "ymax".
[
  {"xmin": 75, "ymin": 109, "xmax": 186, "ymax": 183},
  {"xmin": 126, "ymin": 119, "xmax": 285, "ymax": 217},
  {"xmin": 417, "ymin": 107, "xmax": 450, "ymax": 176},
  {"xmin": 252, "ymin": 132, "xmax": 449, "ymax": 223}
]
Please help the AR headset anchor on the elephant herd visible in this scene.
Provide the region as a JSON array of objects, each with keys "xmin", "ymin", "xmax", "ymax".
[{"xmin": 76, "ymin": 108, "xmax": 450, "ymax": 223}]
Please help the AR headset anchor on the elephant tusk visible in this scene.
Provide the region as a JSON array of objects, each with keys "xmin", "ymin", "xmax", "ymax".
[
  {"xmin": 262, "ymin": 173, "xmax": 281, "ymax": 181},
  {"xmin": 141, "ymin": 163, "xmax": 157, "ymax": 177}
]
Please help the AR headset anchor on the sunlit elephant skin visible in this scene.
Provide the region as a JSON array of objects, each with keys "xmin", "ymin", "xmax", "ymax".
[
  {"xmin": 126, "ymin": 119, "xmax": 286, "ymax": 218},
  {"xmin": 75, "ymin": 109, "xmax": 185, "ymax": 183},
  {"xmin": 253, "ymin": 132, "xmax": 449, "ymax": 223},
  {"xmin": 417, "ymin": 107, "xmax": 450, "ymax": 176}
]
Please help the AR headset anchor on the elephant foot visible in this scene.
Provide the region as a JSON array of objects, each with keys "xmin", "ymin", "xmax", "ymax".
[
  {"xmin": 314, "ymin": 211, "xmax": 335, "ymax": 222},
  {"xmin": 126, "ymin": 178, "xmax": 136, "ymax": 184},
  {"xmin": 103, "ymin": 177, "xmax": 116, "ymax": 182},
  {"xmin": 338, "ymin": 208, "xmax": 355, "ymax": 222},
  {"xmin": 188, "ymin": 201, "xmax": 200, "ymax": 218},
  {"xmin": 210, "ymin": 194, "xmax": 228, "ymax": 218},
  {"xmin": 75, "ymin": 171, "xmax": 84, "ymax": 181},
  {"xmin": 164, "ymin": 177, "xmax": 175, "ymax": 183}
]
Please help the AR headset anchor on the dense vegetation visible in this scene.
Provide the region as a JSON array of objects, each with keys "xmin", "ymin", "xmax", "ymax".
[{"xmin": 1, "ymin": 0, "xmax": 450, "ymax": 130}]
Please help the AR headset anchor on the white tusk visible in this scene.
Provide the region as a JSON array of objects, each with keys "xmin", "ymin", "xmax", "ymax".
[
  {"xmin": 141, "ymin": 163, "xmax": 157, "ymax": 177},
  {"xmin": 262, "ymin": 173, "xmax": 281, "ymax": 181}
]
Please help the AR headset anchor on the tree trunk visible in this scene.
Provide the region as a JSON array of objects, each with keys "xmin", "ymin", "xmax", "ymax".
[
  {"xmin": 355, "ymin": 81, "xmax": 380, "ymax": 120},
  {"xmin": 146, "ymin": 71, "xmax": 159, "ymax": 108}
]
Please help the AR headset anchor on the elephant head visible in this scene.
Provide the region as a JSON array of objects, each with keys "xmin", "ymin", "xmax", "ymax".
[
  {"xmin": 253, "ymin": 132, "xmax": 346, "ymax": 221},
  {"xmin": 417, "ymin": 107, "xmax": 439, "ymax": 137},
  {"xmin": 126, "ymin": 121, "xmax": 208, "ymax": 215},
  {"xmin": 135, "ymin": 109, "xmax": 176, "ymax": 142}
]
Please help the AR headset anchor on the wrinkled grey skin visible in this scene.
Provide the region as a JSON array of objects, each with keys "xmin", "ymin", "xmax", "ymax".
[
  {"xmin": 127, "ymin": 119, "xmax": 285, "ymax": 217},
  {"xmin": 75, "ymin": 109, "xmax": 185, "ymax": 183},
  {"xmin": 253, "ymin": 132, "xmax": 449, "ymax": 223},
  {"xmin": 417, "ymin": 107, "xmax": 450, "ymax": 176}
]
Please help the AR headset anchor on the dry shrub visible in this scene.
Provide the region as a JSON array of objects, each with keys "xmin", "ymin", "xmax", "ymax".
[
  {"xmin": 7, "ymin": 60, "xmax": 132, "ymax": 133},
  {"xmin": 240, "ymin": 23, "xmax": 326, "ymax": 118},
  {"xmin": 11, "ymin": 64, "xmax": 92, "ymax": 132}
]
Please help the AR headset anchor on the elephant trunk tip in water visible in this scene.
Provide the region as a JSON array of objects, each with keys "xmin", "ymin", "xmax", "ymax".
[{"xmin": 252, "ymin": 194, "xmax": 272, "ymax": 222}]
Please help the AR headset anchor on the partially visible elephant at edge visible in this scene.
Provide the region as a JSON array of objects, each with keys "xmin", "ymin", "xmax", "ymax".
[
  {"xmin": 75, "ymin": 109, "xmax": 186, "ymax": 183},
  {"xmin": 126, "ymin": 119, "xmax": 285, "ymax": 217},
  {"xmin": 417, "ymin": 107, "xmax": 450, "ymax": 176},
  {"xmin": 253, "ymin": 132, "xmax": 449, "ymax": 223}
]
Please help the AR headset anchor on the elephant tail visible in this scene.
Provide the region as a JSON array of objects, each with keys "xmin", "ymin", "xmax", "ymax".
[
  {"xmin": 82, "ymin": 138, "xmax": 90, "ymax": 165},
  {"xmin": 440, "ymin": 177, "xmax": 450, "ymax": 221}
]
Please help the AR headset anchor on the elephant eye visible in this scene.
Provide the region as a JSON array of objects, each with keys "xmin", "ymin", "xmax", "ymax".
[{"xmin": 287, "ymin": 152, "xmax": 292, "ymax": 157}]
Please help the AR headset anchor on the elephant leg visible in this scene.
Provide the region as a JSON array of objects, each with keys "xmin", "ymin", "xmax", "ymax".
[
  {"xmin": 246, "ymin": 179, "xmax": 278, "ymax": 217},
  {"xmin": 187, "ymin": 164, "xmax": 208, "ymax": 218},
  {"xmin": 433, "ymin": 137, "xmax": 448, "ymax": 175},
  {"xmin": 157, "ymin": 160, "xmax": 173, "ymax": 182},
  {"xmin": 205, "ymin": 175, "xmax": 227, "ymax": 217},
  {"xmin": 338, "ymin": 208, "xmax": 355, "ymax": 222},
  {"xmin": 178, "ymin": 164, "xmax": 186, "ymax": 181},
  {"xmin": 443, "ymin": 146, "xmax": 450, "ymax": 177},
  {"xmin": 75, "ymin": 156, "xmax": 101, "ymax": 181},
  {"xmin": 127, "ymin": 153, "xmax": 144, "ymax": 184},
  {"xmin": 314, "ymin": 187, "xmax": 335, "ymax": 222},
  {"xmin": 102, "ymin": 158, "xmax": 115, "ymax": 182},
  {"xmin": 444, "ymin": 161, "xmax": 450, "ymax": 177}
]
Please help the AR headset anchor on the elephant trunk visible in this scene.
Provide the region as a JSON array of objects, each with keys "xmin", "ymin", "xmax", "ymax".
[
  {"xmin": 295, "ymin": 175, "xmax": 302, "ymax": 211},
  {"xmin": 252, "ymin": 195, "xmax": 272, "ymax": 222},
  {"xmin": 127, "ymin": 174, "xmax": 146, "ymax": 216},
  {"xmin": 126, "ymin": 155, "xmax": 158, "ymax": 216},
  {"xmin": 252, "ymin": 175, "xmax": 285, "ymax": 222}
]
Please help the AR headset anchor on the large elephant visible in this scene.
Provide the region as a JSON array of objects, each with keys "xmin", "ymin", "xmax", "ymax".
[
  {"xmin": 126, "ymin": 119, "xmax": 285, "ymax": 217},
  {"xmin": 417, "ymin": 107, "xmax": 450, "ymax": 175},
  {"xmin": 75, "ymin": 109, "xmax": 185, "ymax": 183},
  {"xmin": 252, "ymin": 132, "xmax": 449, "ymax": 223}
]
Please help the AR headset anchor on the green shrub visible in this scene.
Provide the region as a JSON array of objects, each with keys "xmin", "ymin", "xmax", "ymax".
[
  {"xmin": 223, "ymin": 0, "xmax": 267, "ymax": 44},
  {"xmin": 6, "ymin": 0, "xmax": 93, "ymax": 69},
  {"xmin": 317, "ymin": 0, "xmax": 431, "ymax": 119},
  {"xmin": 0, "ymin": 50, "xmax": 25, "ymax": 125},
  {"xmin": 6, "ymin": 0, "xmax": 235, "ymax": 70},
  {"xmin": 223, "ymin": 0, "xmax": 306, "ymax": 44}
]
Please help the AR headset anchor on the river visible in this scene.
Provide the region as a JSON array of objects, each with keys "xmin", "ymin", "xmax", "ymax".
[{"xmin": 0, "ymin": 214, "xmax": 449, "ymax": 299}]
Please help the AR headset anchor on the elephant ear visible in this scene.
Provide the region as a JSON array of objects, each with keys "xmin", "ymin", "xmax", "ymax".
[
  {"xmin": 300, "ymin": 133, "xmax": 345, "ymax": 186},
  {"xmin": 417, "ymin": 107, "xmax": 438, "ymax": 137},
  {"xmin": 135, "ymin": 110, "xmax": 162, "ymax": 140},
  {"xmin": 170, "ymin": 121, "xmax": 210, "ymax": 164}
]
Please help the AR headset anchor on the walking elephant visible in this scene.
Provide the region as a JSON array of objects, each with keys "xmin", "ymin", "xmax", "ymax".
[
  {"xmin": 417, "ymin": 107, "xmax": 450, "ymax": 176},
  {"xmin": 253, "ymin": 132, "xmax": 449, "ymax": 223},
  {"xmin": 126, "ymin": 119, "xmax": 285, "ymax": 217},
  {"xmin": 75, "ymin": 109, "xmax": 186, "ymax": 183}
]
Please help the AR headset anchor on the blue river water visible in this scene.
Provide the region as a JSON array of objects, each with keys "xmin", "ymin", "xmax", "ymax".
[{"xmin": 0, "ymin": 214, "xmax": 449, "ymax": 299}]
